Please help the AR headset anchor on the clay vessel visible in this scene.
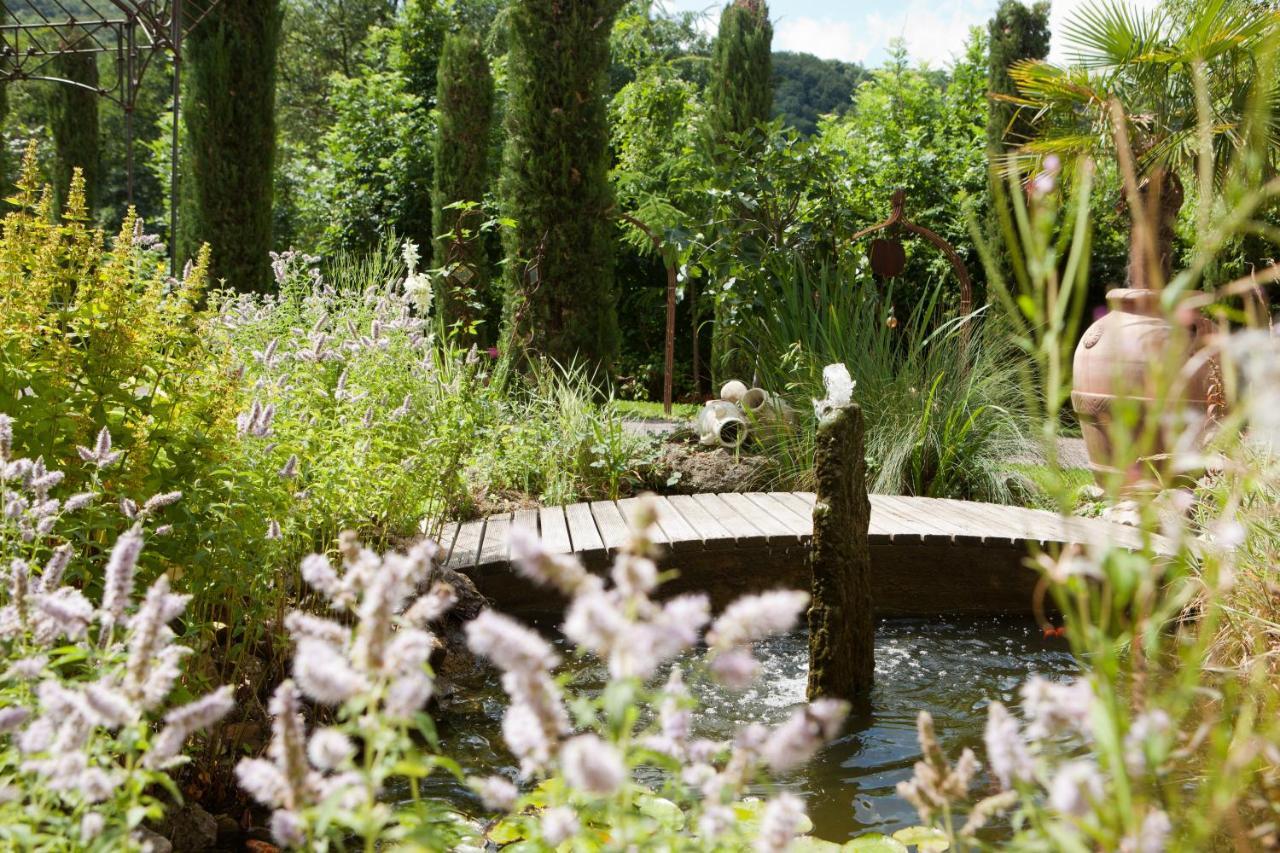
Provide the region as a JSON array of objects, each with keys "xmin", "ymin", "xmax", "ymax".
[
  {"xmin": 696, "ymin": 399, "xmax": 748, "ymax": 449},
  {"xmin": 1071, "ymin": 288, "xmax": 1216, "ymax": 485}
]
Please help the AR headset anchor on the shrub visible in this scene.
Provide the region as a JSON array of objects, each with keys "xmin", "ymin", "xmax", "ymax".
[{"xmin": 0, "ymin": 146, "xmax": 239, "ymax": 587}]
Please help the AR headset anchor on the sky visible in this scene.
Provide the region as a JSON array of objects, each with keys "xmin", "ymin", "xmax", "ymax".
[{"xmin": 659, "ymin": 0, "xmax": 1162, "ymax": 68}]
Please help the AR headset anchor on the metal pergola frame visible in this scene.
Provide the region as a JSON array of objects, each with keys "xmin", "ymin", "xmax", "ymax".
[{"xmin": 0, "ymin": 1, "xmax": 222, "ymax": 264}]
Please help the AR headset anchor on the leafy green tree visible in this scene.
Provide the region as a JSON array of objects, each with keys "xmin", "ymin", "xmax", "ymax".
[
  {"xmin": 51, "ymin": 50, "xmax": 100, "ymax": 216},
  {"xmin": 1007, "ymin": 0, "xmax": 1279, "ymax": 289},
  {"xmin": 707, "ymin": 0, "xmax": 772, "ymax": 142},
  {"xmin": 772, "ymin": 51, "xmax": 868, "ymax": 135},
  {"xmin": 433, "ymin": 29, "xmax": 494, "ymax": 338},
  {"xmin": 400, "ymin": 0, "xmax": 449, "ymax": 102},
  {"xmin": 986, "ymin": 0, "xmax": 1050, "ymax": 154},
  {"xmin": 819, "ymin": 35, "xmax": 989, "ymax": 306},
  {"xmin": 501, "ymin": 0, "xmax": 623, "ymax": 373},
  {"xmin": 181, "ymin": 0, "xmax": 283, "ymax": 291},
  {"xmin": 314, "ymin": 63, "xmax": 434, "ymax": 256},
  {"xmin": 276, "ymin": 0, "xmax": 397, "ymax": 150},
  {"xmin": 609, "ymin": 3, "xmax": 710, "ymax": 398}
]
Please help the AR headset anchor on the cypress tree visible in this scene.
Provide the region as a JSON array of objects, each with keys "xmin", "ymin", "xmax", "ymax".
[
  {"xmin": 433, "ymin": 29, "xmax": 493, "ymax": 340},
  {"xmin": 707, "ymin": 0, "xmax": 772, "ymax": 383},
  {"xmin": 51, "ymin": 48, "xmax": 100, "ymax": 216},
  {"xmin": 708, "ymin": 0, "xmax": 773, "ymax": 142},
  {"xmin": 181, "ymin": 0, "xmax": 282, "ymax": 291},
  {"xmin": 500, "ymin": 0, "xmax": 622, "ymax": 372},
  {"xmin": 987, "ymin": 0, "xmax": 1050, "ymax": 154}
]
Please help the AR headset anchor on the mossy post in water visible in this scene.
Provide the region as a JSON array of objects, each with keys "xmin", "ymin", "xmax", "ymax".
[
  {"xmin": 180, "ymin": 0, "xmax": 282, "ymax": 291},
  {"xmin": 51, "ymin": 48, "xmax": 100, "ymax": 216},
  {"xmin": 500, "ymin": 0, "xmax": 622, "ymax": 374},
  {"xmin": 433, "ymin": 29, "xmax": 493, "ymax": 341},
  {"xmin": 807, "ymin": 402, "xmax": 874, "ymax": 702}
]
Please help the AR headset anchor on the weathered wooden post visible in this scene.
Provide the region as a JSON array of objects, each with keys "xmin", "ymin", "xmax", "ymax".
[{"xmin": 807, "ymin": 397, "xmax": 874, "ymax": 701}]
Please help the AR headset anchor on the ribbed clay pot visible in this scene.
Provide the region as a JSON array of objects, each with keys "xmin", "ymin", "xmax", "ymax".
[{"xmin": 1071, "ymin": 288, "xmax": 1216, "ymax": 486}]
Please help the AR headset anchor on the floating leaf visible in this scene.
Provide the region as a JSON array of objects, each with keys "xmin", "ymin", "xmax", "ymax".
[
  {"xmin": 892, "ymin": 826, "xmax": 950, "ymax": 851},
  {"xmin": 636, "ymin": 795, "xmax": 686, "ymax": 831},
  {"xmin": 842, "ymin": 834, "xmax": 909, "ymax": 852},
  {"xmin": 788, "ymin": 837, "xmax": 845, "ymax": 852}
]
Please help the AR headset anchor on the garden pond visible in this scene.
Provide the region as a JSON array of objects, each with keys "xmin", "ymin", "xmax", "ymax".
[{"xmin": 430, "ymin": 614, "xmax": 1077, "ymax": 842}]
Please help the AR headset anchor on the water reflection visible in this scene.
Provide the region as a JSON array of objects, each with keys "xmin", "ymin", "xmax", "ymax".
[{"xmin": 435, "ymin": 614, "xmax": 1076, "ymax": 842}]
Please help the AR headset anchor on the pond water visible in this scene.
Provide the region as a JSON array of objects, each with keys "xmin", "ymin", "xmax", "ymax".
[{"xmin": 433, "ymin": 615, "xmax": 1077, "ymax": 843}]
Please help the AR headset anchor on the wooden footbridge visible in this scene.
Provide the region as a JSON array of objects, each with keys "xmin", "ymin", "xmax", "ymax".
[{"xmin": 438, "ymin": 493, "xmax": 1151, "ymax": 615}]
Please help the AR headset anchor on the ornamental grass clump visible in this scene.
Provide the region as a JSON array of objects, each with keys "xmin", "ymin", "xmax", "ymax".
[{"xmin": 0, "ymin": 419, "xmax": 232, "ymax": 850}]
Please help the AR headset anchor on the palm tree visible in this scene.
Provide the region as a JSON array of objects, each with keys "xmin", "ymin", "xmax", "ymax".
[{"xmin": 1000, "ymin": 0, "xmax": 1279, "ymax": 289}]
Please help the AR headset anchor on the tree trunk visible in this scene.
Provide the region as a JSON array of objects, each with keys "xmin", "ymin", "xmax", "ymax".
[
  {"xmin": 1126, "ymin": 169, "xmax": 1184, "ymax": 291},
  {"xmin": 807, "ymin": 403, "xmax": 874, "ymax": 702}
]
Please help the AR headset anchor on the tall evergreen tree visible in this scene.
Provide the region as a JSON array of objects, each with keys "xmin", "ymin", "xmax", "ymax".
[
  {"xmin": 500, "ymin": 0, "xmax": 622, "ymax": 372},
  {"xmin": 181, "ymin": 0, "xmax": 283, "ymax": 291},
  {"xmin": 433, "ymin": 29, "xmax": 493, "ymax": 340},
  {"xmin": 51, "ymin": 49, "xmax": 100, "ymax": 216},
  {"xmin": 707, "ymin": 0, "xmax": 772, "ymax": 382},
  {"xmin": 987, "ymin": 0, "xmax": 1050, "ymax": 154},
  {"xmin": 708, "ymin": 0, "xmax": 772, "ymax": 142}
]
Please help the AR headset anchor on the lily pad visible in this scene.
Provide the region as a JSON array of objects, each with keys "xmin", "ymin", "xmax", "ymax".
[
  {"xmin": 841, "ymin": 833, "xmax": 909, "ymax": 852},
  {"xmin": 892, "ymin": 826, "xmax": 950, "ymax": 852},
  {"xmin": 787, "ymin": 837, "xmax": 845, "ymax": 852},
  {"xmin": 636, "ymin": 795, "xmax": 686, "ymax": 831}
]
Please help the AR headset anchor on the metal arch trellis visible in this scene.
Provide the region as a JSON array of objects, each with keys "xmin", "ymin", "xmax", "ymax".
[{"xmin": 0, "ymin": 0, "xmax": 223, "ymax": 267}]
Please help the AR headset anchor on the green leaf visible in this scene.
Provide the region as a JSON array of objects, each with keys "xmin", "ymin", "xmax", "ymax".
[
  {"xmin": 892, "ymin": 826, "xmax": 950, "ymax": 851},
  {"xmin": 788, "ymin": 838, "xmax": 845, "ymax": 852},
  {"xmin": 487, "ymin": 817, "xmax": 527, "ymax": 845},
  {"xmin": 842, "ymin": 834, "xmax": 909, "ymax": 852},
  {"xmin": 635, "ymin": 795, "xmax": 686, "ymax": 831}
]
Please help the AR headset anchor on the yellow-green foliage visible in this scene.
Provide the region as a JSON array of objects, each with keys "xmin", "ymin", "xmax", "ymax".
[{"xmin": 0, "ymin": 143, "xmax": 236, "ymax": 559}]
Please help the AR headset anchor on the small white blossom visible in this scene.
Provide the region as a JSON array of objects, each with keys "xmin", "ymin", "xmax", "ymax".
[
  {"xmin": 756, "ymin": 792, "xmax": 807, "ymax": 853},
  {"xmin": 293, "ymin": 638, "xmax": 368, "ymax": 705},
  {"xmin": 708, "ymin": 590, "xmax": 810, "ymax": 651},
  {"xmin": 472, "ymin": 775, "xmax": 519, "ymax": 812},
  {"xmin": 561, "ymin": 734, "xmax": 626, "ymax": 796},
  {"xmin": 1048, "ymin": 760, "xmax": 1104, "ymax": 818},
  {"xmin": 540, "ymin": 806, "xmax": 579, "ymax": 846},
  {"xmin": 307, "ymin": 728, "xmax": 355, "ymax": 771},
  {"xmin": 984, "ymin": 701, "xmax": 1033, "ymax": 790}
]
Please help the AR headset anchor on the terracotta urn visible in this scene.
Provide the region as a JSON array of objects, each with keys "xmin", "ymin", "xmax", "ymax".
[{"xmin": 1070, "ymin": 288, "xmax": 1217, "ymax": 485}]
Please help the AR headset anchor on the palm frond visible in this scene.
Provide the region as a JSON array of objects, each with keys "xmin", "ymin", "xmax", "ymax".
[{"xmin": 1061, "ymin": 0, "xmax": 1168, "ymax": 70}]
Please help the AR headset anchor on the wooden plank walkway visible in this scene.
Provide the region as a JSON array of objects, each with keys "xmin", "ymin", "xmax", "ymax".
[
  {"xmin": 441, "ymin": 493, "xmax": 1157, "ymax": 615},
  {"xmin": 444, "ymin": 493, "xmax": 1147, "ymax": 568}
]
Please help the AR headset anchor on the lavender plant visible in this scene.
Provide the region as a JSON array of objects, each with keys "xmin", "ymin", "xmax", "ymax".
[
  {"xmin": 237, "ymin": 498, "xmax": 853, "ymax": 851},
  {"xmin": 0, "ymin": 418, "xmax": 232, "ymax": 850},
  {"xmin": 210, "ymin": 241, "xmax": 647, "ymax": 554}
]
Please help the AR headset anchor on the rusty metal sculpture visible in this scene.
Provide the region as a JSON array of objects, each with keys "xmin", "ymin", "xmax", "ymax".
[
  {"xmin": 0, "ymin": 1, "xmax": 223, "ymax": 271},
  {"xmin": 850, "ymin": 189, "xmax": 973, "ymax": 320}
]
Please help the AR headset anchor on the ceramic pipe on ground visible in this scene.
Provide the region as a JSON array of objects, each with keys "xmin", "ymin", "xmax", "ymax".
[
  {"xmin": 719, "ymin": 380, "xmax": 749, "ymax": 404},
  {"xmin": 741, "ymin": 387, "xmax": 795, "ymax": 428},
  {"xmin": 697, "ymin": 399, "xmax": 748, "ymax": 448}
]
